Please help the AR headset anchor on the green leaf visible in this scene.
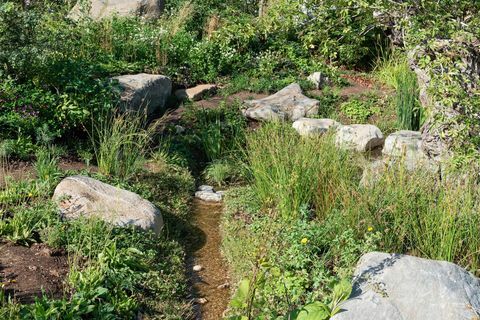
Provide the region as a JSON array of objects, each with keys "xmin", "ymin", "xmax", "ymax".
[
  {"xmin": 230, "ymin": 279, "xmax": 250, "ymax": 308},
  {"xmin": 287, "ymin": 302, "xmax": 331, "ymax": 320}
]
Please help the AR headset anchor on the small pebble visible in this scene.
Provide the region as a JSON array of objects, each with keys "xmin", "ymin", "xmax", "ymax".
[
  {"xmin": 193, "ymin": 265, "xmax": 203, "ymax": 272},
  {"xmin": 217, "ymin": 282, "xmax": 230, "ymax": 289},
  {"xmin": 195, "ymin": 298, "xmax": 208, "ymax": 304}
]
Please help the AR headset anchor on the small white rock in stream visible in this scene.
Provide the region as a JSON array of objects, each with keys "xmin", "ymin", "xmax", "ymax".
[
  {"xmin": 193, "ymin": 265, "xmax": 203, "ymax": 272},
  {"xmin": 195, "ymin": 298, "xmax": 208, "ymax": 305},
  {"xmin": 195, "ymin": 185, "xmax": 223, "ymax": 202},
  {"xmin": 217, "ymin": 283, "xmax": 230, "ymax": 289},
  {"xmin": 292, "ymin": 118, "xmax": 340, "ymax": 136}
]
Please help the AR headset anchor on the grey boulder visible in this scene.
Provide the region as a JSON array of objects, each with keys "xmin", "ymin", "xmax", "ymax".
[
  {"xmin": 53, "ymin": 176, "xmax": 163, "ymax": 234},
  {"xmin": 70, "ymin": 0, "xmax": 164, "ymax": 20},
  {"xmin": 307, "ymin": 72, "xmax": 329, "ymax": 89},
  {"xmin": 292, "ymin": 118, "xmax": 340, "ymax": 136},
  {"xmin": 335, "ymin": 124, "xmax": 384, "ymax": 152},
  {"xmin": 112, "ymin": 73, "xmax": 171, "ymax": 117},
  {"xmin": 243, "ymin": 83, "xmax": 319, "ymax": 122},
  {"xmin": 332, "ymin": 252, "xmax": 480, "ymax": 320}
]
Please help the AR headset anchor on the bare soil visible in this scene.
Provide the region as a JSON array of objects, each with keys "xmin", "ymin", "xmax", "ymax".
[
  {"xmin": 0, "ymin": 242, "xmax": 69, "ymax": 303},
  {"xmin": 0, "ymin": 159, "xmax": 93, "ymax": 187},
  {"xmin": 189, "ymin": 200, "xmax": 231, "ymax": 320}
]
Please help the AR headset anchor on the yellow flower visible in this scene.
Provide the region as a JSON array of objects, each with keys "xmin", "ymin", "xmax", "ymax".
[
  {"xmin": 301, "ymin": 238, "xmax": 309, "ymax": 245},
  {"xmin": 367, "ymin": 226, "xmax": 374, "ymax": 232},
  {"xmin": 28, "ymin": 193, "xmax": 33, "ymax": 197}
]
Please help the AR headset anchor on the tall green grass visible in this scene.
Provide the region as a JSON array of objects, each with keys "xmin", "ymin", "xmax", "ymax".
[
  {"xmin": 245, "ymin": 123, "xmax": 480, "ymax": 273},
  {"xmin": 89, "ymin": 110, "xmax": 159, "ymax": 179},
  {"xmin": 246, "ymin": 123, "xmax": 358, "ymax": 219},
  {"xmin": 395, "ymin": 67, "xmax": 423, "ymax": 130},
  {"xmin": 375, "ymin": 50, "xmax": 423, "ymax": 130}
]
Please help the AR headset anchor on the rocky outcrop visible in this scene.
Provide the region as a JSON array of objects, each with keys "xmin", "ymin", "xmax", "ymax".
[
  {"xmin": 409, "ymin": 38, "xmax": 480, "ymax": 161},
  {"xmin": 175, "ymin": 84, "xmax": 217, "ymax": 102},
  {"xmin": 332, "ymin": 252, "xmax": 480, "ymax": 320},
  {"xmin": 112, "ymin": 73, "xmax": 171, "ymax": 117},
  {"xmin": 292, "ymin": 118, "xmax": 340, "ymax": 136},
  {"xmin": 53, "ymin": 176, "xmax": 163, "ymax": 234},
  {"xmin": 70, "ymin": 0, "xmax": 164, "ymax": 20},
  {"xmin": 243, "ymin": 83, "xmax": 319, "ymax": 122},
  {"xmin": 335, "ymin": 124, "xmax": 384, "ymax": 152}
]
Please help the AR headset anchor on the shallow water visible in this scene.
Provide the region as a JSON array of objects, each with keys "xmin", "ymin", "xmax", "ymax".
[{"xmin": 189, "ymin": 199, "xmax": 230, "ymax": 320}]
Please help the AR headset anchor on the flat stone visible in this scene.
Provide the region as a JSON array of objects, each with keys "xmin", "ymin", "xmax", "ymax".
[
  {"xmin": 112, "ymin": 73, "xmax": 171, "ymax": 117},
  {"xmin": 53, "ymin": 176, "xmax": 163, "ymax": 234},
  {"xmin": 335, "ymin": 124, "xmax": 384, "ymax": 152},
  {"xmin": 332, "ymin": 252, "xmax": 480, "ymax": 320},
  {"xmin": 193, "ymin": 265, "xmax": 203, "ymax": 272},
  {"xmin": 175, "ymin": 84, "xmax": 217, "ymax": 101},
  {"xmin": 198, "ymin": 185, "xmax": 214, "ymax": 192},
  {"xmin": 243, "ymin": 83, "xmax": 319, "ymax": 122},
  {"xmin": 70, "ymin": 0, "xmax": 164, "ymax": 20},
  {"xmin": 195, "ymin": 191, "xmax": 223, "ymax": 202},
  {"xmin": 292, "ymin": 118, "xmax": 340, "ymax": 136}
]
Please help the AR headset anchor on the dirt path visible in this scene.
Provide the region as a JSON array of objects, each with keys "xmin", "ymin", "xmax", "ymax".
[{"xmin": 189, "ymin": 199, "xmax": 230, "ymax": 320}]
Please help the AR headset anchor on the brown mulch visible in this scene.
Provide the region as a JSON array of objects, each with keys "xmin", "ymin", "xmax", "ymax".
[{"xmin": 0, "ymin": 242, "xmax": 69, "ymax": 304}]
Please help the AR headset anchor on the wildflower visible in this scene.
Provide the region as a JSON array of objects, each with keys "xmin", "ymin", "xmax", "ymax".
[
  {"xmin": 28, "ymin": 192, "xmax": 33, "ymax": 197},
  {"xmin": 367, "ymin": 226, "xmax": 374, "ymax": 232},
  {"xmin": 301, "ymin": 238, "xmax": 309, "ymax": 245}
]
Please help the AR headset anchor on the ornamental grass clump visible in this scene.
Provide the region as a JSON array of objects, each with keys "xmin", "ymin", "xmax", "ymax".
[
  {"xmin": 246, "ymin": 122, "xmax": 358, "ymax": 219},
  {"xmin": 89, "ymin": 110, "xmax": 159, "ymax": 180}
]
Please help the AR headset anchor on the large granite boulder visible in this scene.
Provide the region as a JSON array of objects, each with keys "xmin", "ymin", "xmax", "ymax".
[
  {"xmin": 70, "ymin": 0, "xmax": 164, "ymax": 20},
  {"xmin": 292, "ymin": 118, "xmax": 340, "ymax": 136},
  {"xmin": 383, "ymin": 130, "xmax": 430, "ymax": 171},
  {"xmin": 112, "ymin": 73, "xmax": 171, "ymax": 117},
  {"xmin": 335, "ymin": 124, "xmax": 384, "ymax": 152},
  {"xmin": 332, "ymin": 252, "xmax": 480, "ymax": 320},
  {"xmin": 53, "ymin": 176, "xmax": 163, "ymax": 234},
  {"xmin": 243, "ymin": 83, "xmax": 319, "ymax": 121}
]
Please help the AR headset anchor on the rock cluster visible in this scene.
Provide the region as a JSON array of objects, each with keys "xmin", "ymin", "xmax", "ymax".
[{"xmin": 195, "ymin": 185, "xmax": 224, "ymax": 203}]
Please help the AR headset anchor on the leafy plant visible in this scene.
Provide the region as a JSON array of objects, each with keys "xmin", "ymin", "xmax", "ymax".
[{"xmin": 340, "ymin": 97, "xmax": 380, "ymax": 123}]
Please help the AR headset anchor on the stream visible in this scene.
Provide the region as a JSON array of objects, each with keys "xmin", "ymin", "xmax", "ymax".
[{"xmin": 188, "ymin": 199, "xmax": 230, "ymax": 320}]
